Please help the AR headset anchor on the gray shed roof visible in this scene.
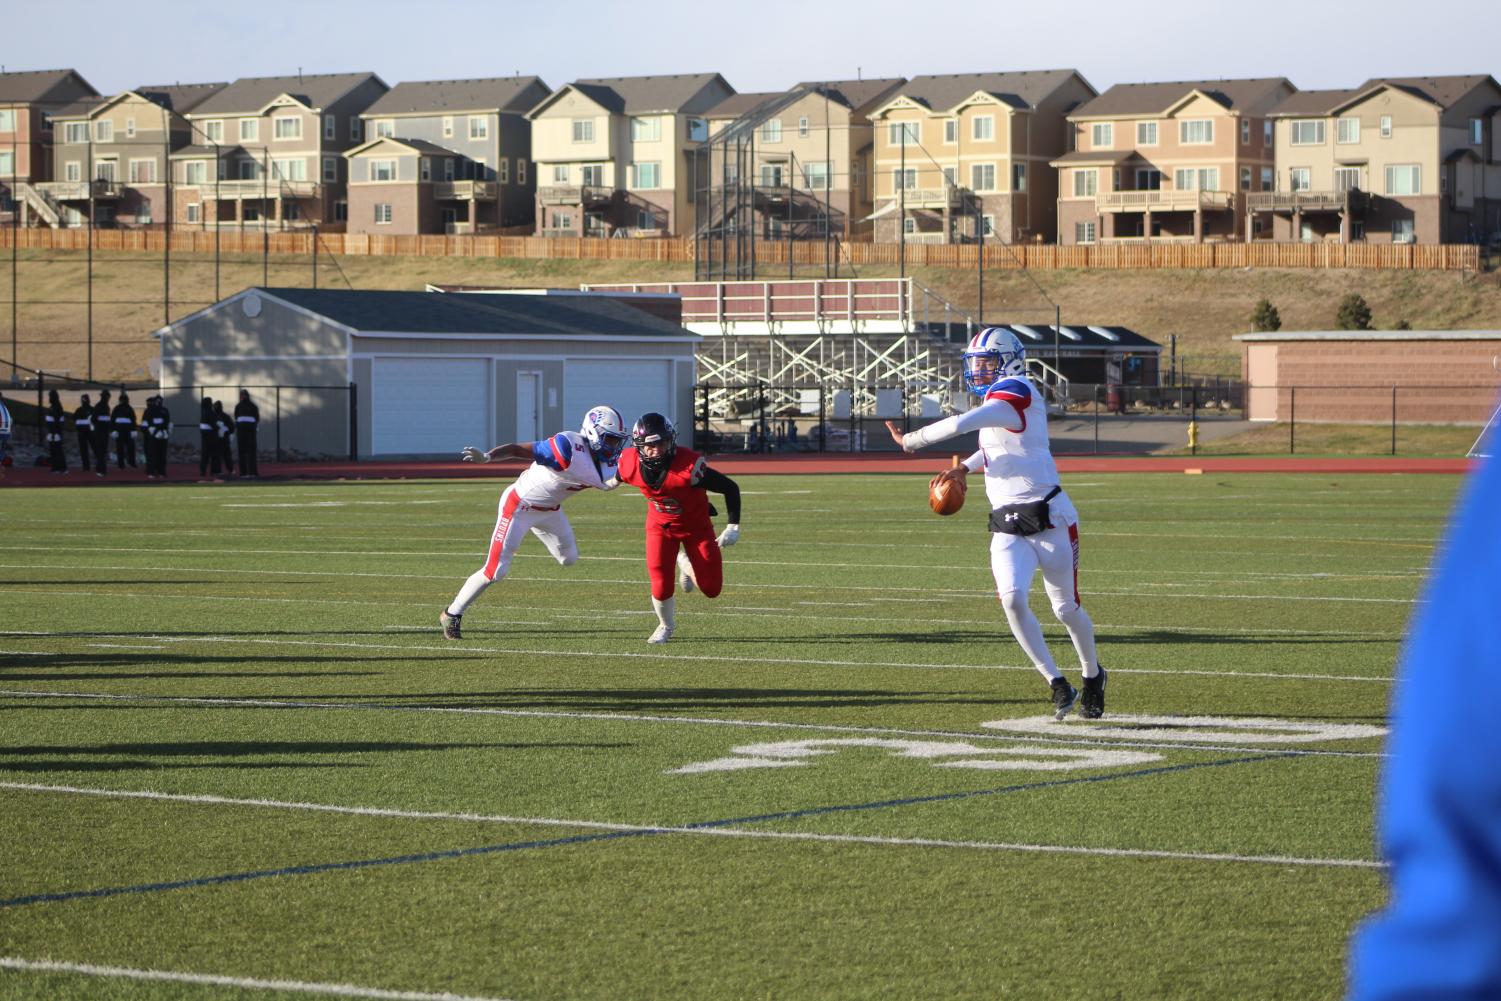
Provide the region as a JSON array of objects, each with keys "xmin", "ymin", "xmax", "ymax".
[
  {"xmin": 999, "ymin": 323, "xmax": 1160, "ymax": 352},
  {"xmin": 1071, "ymin": 78, "xmax": 1292, "ymax": 118},
  {"xmin": 363, "ymin": 76, "xmax": 549, "ymax": 116},
  {"xmin": 258, "ymin": 288, "xmax": 698, "ymax": 339},
  {"xmin": 188, "ymin": 72, "xmax": 383, "ymax": 116},
  {"xmin": 886, "ymin": 70, "xmax": 1087, "ymax": 113}
]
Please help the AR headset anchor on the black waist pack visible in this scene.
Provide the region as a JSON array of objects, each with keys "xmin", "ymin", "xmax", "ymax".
[{"xmin": 989, "ymin": 486, "xmax": 1062, "ymax": 536}]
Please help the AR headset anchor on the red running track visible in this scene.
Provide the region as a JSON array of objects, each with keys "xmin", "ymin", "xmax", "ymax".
[{"xmin": 0, "ymin": 452, "xmax": 1475, "ymax": 488}]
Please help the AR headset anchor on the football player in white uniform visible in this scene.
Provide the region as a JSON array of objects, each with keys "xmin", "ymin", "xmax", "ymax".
[
  {"xmin": 440, "ymin": 405, "xmax": 628, "ymax": 640},
  {"xmin": 886, "ymin": 327, "xmax": 1106, "ymax": 720}
]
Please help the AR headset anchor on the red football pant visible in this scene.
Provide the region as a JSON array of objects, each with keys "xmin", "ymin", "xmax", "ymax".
[{"xmin": 646, "ymin": 526, "xmax": 722, "ymax": 600}]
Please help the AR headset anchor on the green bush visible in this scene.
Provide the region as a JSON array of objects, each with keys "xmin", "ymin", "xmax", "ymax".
[
  {"xmin": 1336, "ymin": 293, "xmax": 1373, "ymax": 330},
  {"xmin": 1249, "ymin": 298, "xmax": 1282, "ymax": 332}
]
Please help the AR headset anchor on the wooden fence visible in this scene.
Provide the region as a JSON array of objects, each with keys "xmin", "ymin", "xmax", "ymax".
[{"xmin": 0, "ymin": 228, "xmax": 1481, "ymax": 272}]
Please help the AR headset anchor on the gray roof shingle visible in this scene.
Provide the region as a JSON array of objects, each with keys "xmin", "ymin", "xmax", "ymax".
[
  {"xmin": 572, "ymin": 73, "xmax": 727, "ymax": 113},
  {"xmin": 1072, "ymin": 78, "xmax": 1292, "ymax": 118},
  {"xmin": 188, "ymin": 72, "xmax": 383, "ymax": 116},
  {"xmin": 0, "ymin": 68, "xmax": 97, "ymax": 105},
  {"xmin": 363, "ymin": 76, "xmax": 549, "ymax": 116},
  {"xmin": 886, "ymin": 70, "xmax": 1087, "ymax": 113}
]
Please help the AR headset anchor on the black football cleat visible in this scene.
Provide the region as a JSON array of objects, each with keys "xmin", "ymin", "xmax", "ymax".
[
  {"xmin": 1081, "ymin": 665, "xmax": 1108, "ymax": 719},
  {"xmin": 1050, "ymin": 677, "xmax": 1079, "ymax": 721},
  {"xmin": 439, "ymin": 610, "xmax": 463, "ymax": 641}
]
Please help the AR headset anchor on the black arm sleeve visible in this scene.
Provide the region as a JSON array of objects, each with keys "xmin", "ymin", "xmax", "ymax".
[{"xmin": 698, "ymin": 466, "xmax": 741, "ymax": 524}]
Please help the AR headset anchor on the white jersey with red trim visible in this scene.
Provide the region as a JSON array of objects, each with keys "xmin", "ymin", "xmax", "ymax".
[{"xmin": 510, "ymin": 430, "xmax": 618, "ymax": 508}]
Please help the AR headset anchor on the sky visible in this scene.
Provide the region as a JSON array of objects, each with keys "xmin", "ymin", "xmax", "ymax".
[{"xmin": 7, "ymin": 0, "xmax": 1497, "ymax": 98}]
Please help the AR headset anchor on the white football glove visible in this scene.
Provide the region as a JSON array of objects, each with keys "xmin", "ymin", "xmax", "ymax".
[
  {"xmin": 716, "ymin": 524, "xmax": 740, "ymax": 548},
  {"xmin": 460, "ymin": 446, "xmax": 489, "ymax": 464}
]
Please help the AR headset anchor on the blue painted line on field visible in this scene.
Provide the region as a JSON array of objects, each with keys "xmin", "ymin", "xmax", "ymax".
[{"xmin": 0, "ymin": 751, "xmax": 1288, "ymax": 910}]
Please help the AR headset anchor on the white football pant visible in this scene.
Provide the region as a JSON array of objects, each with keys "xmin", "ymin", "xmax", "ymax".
[
  {"xmin": 448, "ymin": 484, "xmax": 579, "ymax": 616},
  {"xmin": 989, "ymin": 509, "xmax": 1098, "ymax": 683}
]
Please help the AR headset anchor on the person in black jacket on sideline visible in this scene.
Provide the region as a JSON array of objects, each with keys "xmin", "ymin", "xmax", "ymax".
[
  {"xmin": 111, "ymin": 392, "xmax": 138, "ymax": 469},
  {"xmin": 91, "ymin": 390, "xmax": 113, "ymax": 476},
  {"xmin": 212, "ymin": 400, "xmax": 236, "ymax": 476},
  {"xmin": 44, "ymin": 389, "xmax": 68, "ymax": 473},
  {"xmin": 198, "ymin": 397, "xmax": 221, "ymax": 479},
  {"xmin": 234, "ymin": 389, "xmax": 260, "ymax": 478},
  {"xmin": 141, "ymin": 395, "xmax": 171, "ymax": 479},
  {"xmin": 73, "ymin": 393, "xmax": 94, "ymax": 472}
]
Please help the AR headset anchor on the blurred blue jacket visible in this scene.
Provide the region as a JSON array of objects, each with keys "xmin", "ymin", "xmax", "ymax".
[{"xmin": 1348, "ymin": 449, "xmax": 1501, "ymax": 1000}]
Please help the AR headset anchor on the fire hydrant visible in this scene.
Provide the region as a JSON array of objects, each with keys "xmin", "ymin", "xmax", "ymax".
[{"xmin": 1187, "ymin": 418, "xmax": 1199, "ymax": 452}]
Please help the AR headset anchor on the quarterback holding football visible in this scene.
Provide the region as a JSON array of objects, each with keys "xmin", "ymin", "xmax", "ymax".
[{"xmin": 886, "ymin": 327, "xmax": 1108, "ymax": 720}]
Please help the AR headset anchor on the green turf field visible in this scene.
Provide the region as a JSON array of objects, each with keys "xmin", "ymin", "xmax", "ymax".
[{"xmin": 0, "ymin": 471, "xmax": 1458, "ymax": 1000}]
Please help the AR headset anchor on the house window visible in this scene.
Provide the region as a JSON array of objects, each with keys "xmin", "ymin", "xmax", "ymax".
[
  {"xmin": 94, "ymin": 159, "xmax": 116, "ymax": 182},
  {"xmin": 1012, "ymin": 162, "xmax": 1027, "ymax": 192},
  {"xmin": 1241, "ymin": 119, "xmax": 1250, "ymax": 145},
  {"xmin": 631, "ymin": 116, "xmax": 661, "ymax": 141},
  {"xmin": 632, "ymin": 161, "xmax": 660, "ymax": 188},
  {"xmin": 1336, "ymin": 117, "xmax": 1360, "ymax": 144},
  {"xmin": 1091, "ymin": 123, "xmax": 1112, "ymax": 148},
  {"xmin": 554, "ymin": 211, "xmax": 573, "ymax": 229},
  {"xmin": 335, "ymin": 200, "xmax": 348, "ymax": 222},
  {"xmin": 202, "ymin": 120, "xmax": 223, "ymax": 144},
  {"xmin": 572, "ymin": 118, "xmax": 594, "ymax": 142},
  {"xmin": 137, "ymin": 202, "xmax": 151, "ymax": 224},
  {"xmin": 761, "ymin": 118, "xmax": 782, "ymax": 143},
  {"xmin": 1392, "ymin": 218, "xmax": 1415, "ymax": 242},
  {"xmin": 324, "ymin": 115, "xmax": 335, "ymax": 140},
  {"xmin": 128, "ymin": 159, "xmax": 156, "ymax": 183},
  {"xmin": 802, "ymin": 161, "xmax": 830, "ymax": 190},
  {"xmin": 1334, "ymin": 167, "xmax": 1361, "ymax": 192},
  {"xmin": 1072, "ymin": 169, "xmax": 1097, "ymax": 197},
  {"xmin": 374, "ymin": 203, "xmax": 392, "ymax": 224},
  {"xmin": 982, "ymin": 214, "xmax": 995, "ymax": 237},
  {"xmin": 798, "ymin": 116, "xmax": 809, "ymax": 138},
  {"xmin": 238, "ymin": 159, "xmax": 257, "ymax": 180},
  {"xmin": 888, "ymin": 121, "xmax": 916, "ymax": 147},
  {"xmin": 637, "ymin": 209, "xmax": 657, "ymax": 230},
  {"xmin": 760, "ymin": 163, "xmax": 785, "ymax": 187},
  {"xmin": 184, "ymin": 160, "xmax": 207, "ymax": 184},
  {"xmin": 497, "ymin": 158, "xmax": 509, "ymax": 184},
  {"xmin": 349, "ymin": 118, "xmax": 361, "ymax": 141},
  {"xmin": 1075, "ymin": 221, "xmax": 1096, "ymax": 244},
  {"xmin": 419, "ymin": 157, "xmax": 431, "ymax": 182},
  {"xmin": 943, "ymin": 120, "xmax": 957, "ymax": 144},
  {"xmin": 185, "ymin": 203, "xmax": 200, "ymax": 223},
  {"xmin": 1377, "ymin": 115, "xmax": 1391, "ymax": 139},
  {"xmin": 971, "ymin": 163, "xmax": 996, "ymax": 191},
  {"xmin": 1174, "ymin": 168, "xmax": 1195, "ymax": 190},
  {"xmin": 126, "ymin": 118, "xmax": 136, "ymax": 138},
  {"xmin": 687, "ymin": 117, "xmax": 707, "ymax": 142},
  {"xmin": 1264, "ymin": 120, "xmax": 1273, "ymax": 145},
  {"xmin": 1261, "ymin": 167, "xmax": 1273, "ymax": 190},
  {"xmin": 892, "ymin": 167, "xmax": 916, "ymax": 190},
  {"xmin": 274, "ymin": 117, "xmax": 301, "ymax": 140},
  {"xmin": 442, "ymin": 116, "xmax": 453, "ymax": 138},
  {"xmin": 1137, "ymin": 121, "xmax": 1157, "ymax": 146},
  {"xmin": 1289, "ymin": 167, "xmax": 1310, "ymax": 192},
  {"xmin": 903, "ymin": 217, "xmax": 917, "ymax": 235},
  {"xmin": 0, "ymin": 151, "xmax": 12, "ymax": 176},
  {"xmin": 1179, "ymin": 119, "xmax": 1213, "ymax": 144},
  {"xmin": 468, "ymin": 116, "xmax": 488, "ymax": 140},
  {"xmin": 1290, "ymin": 120, "xmax": 1325, "ymax": 145},
  {"xmin": 553, "ymin": 164, "xmax": 570, "ymax": 183},
  {"xmin": 518, "ymin": 158, "xmax": 526, "ymax": 184},
  {"xmin": 443, "ymin": 158, "xmax": 454, "ymax": 181},
  {"xmin": 65, "ymin": 161, "xmax": 82, "ymax": 182},
  {"xmin": 65, "ymin": 122, "xmax": 89, "ymax": 143},
  {"xmin": 1240, "ymin": 166, "xmax": 1252, "ymax": 191},
  {"xmin": 973, "ymin": 116, "xmax": 994, "ymax": 141},
  {"xmin": 374, "ymin": 119, "xmax": 395, "ymax": 139},
  {"xmin": 239, "ymin": 119, "xmax": 258, "ymax": 142},
  {"xmin": 323, "ymin": 157, "xmax": 337, "ymax": 182},
  {"xmin": 441, "ymin": 208, "xmax": 457, "ymax": 227},
  {"xmin": 942, "ymin": 166, "xmax": 956, "ymax": 186},
  {"xmin": 1471, "ymin": 118, "xmax": 1485, "ymax": 145},
  {"xmin": 1385, "ymin": 164, "xmax": 1420, "ymax": 195},
  {"xmin": 370, "ymin": 159, "xmax": 396, "ymax": 182},
  {"xmin": 272, "ymin": 158, "xmax": 307, "ymax": 181},
  {"xmin": 0, "ymin": 109, "xmax": 13, "ymax": 132},
  {"xmin": 471, "ymin": 158, "xmax": 488, "ymax": 180},
  {"xmin": 580, "ymin": 164, "xmax": 603, "ymax": 186},
  {"xmin": 284, "ymin": 202, "xmax": 299, "ymax": 221},
  {"xmin": 96, "ymin": 120, "xmax": 113, "ymax": 142}
]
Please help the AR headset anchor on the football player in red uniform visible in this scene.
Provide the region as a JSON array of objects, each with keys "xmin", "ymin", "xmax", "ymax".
[{"xmin": 615, "ymin": 412, "xmax": 741, "ymax": 644}]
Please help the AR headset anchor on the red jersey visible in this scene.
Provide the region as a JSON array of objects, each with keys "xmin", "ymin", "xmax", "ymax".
[{"xmin": 616, "ymin": 446, "xmax": 714, "ymax": 534}]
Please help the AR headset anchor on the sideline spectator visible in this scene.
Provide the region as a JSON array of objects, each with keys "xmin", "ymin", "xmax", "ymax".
[
  {"xmin": 73, "ymin": 393, "xmax": 94, "ymax": 472},
  {"xmin": 142, "ymin": 395, "xmax": 172, "ymax": 479},
  {"xmin": 111, "ymin": 392, "xmax": 138, "ymax": 469},
  {"xmin": 234, "ymin": 389, "xmax": 260, "ymax": 478},
  {"xmin": 91, "ymin": 391, "xmax": 112, "ymax": 477},
  {"xmin": 197, "ymin": 397, "xmax": 222, "ymax": 480},
  {"xmin": 0, "ymin": 394, "xmax": 12, "ymax": 479},
  {"xmin": 44, "ymin": 389, "xmax": 68, "ymax": 474},
  {"xmin": 212, "ymin": 399, "xmax": 236, "ymax": 476}
]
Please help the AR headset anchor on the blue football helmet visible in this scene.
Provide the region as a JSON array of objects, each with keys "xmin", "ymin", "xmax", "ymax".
[
  {"xmin": 962, "ymin": 327, "xmax": 1027, "ymax": 396},
  {"xmin": 580, "ymin": 405, "xmax": 628, "ymax": 462}
]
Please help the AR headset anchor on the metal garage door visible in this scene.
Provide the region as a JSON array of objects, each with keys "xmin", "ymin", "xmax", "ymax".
[
  {"xmin": 563, "ymin": 359, "xmax": 673, "ymax": 437},
  {"xmin": 371, "ymin": 357, "xmax": 489, "ymax": 455}
]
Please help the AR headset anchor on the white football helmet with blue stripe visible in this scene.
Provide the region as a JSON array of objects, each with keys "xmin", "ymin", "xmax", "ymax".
[
  {"xmin": 962, "ymin": 327, "xmax": 1027, "ymax": 395},
  {"xmin": 580, "ymin": 405, "xmax": 628, "ymax": 462}
]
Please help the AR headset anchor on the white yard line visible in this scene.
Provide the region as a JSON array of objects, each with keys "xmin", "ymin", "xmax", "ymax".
[
  {"xmin": 0, "ymin": 782, "xmax": 1382, "ymax": 869},
  {"xmin": 0, "ymin": 957, "xmax": 512, "ymax": 1001},
  {"xmin": 0, "ymin": 690, "xmax": 1385, "ymax": 758}
]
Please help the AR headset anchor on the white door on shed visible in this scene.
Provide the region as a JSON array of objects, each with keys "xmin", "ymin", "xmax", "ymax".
[
  {"xmin": 516, "ymin": 371, "xmax": 542, "ymax": 442},
  {"xmin": 371, "ymin": 357, "xmax": 489, "ymax": 455},
  {"xmin": 563, "ymin": 359, "xmax": 673, "ymax": 435}
]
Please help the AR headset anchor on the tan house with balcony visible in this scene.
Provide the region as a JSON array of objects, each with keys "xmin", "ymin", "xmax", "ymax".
[
  {"xmin": 1, "ymin": 68, "xmax": 99, "ymax": 226},
  {"xmin": 1054, "ymin": 78, "xmax": 1293, "ymax": 245},
  {"xmin": 867, "ymin": 70, "xmax": 1096, "ymax": 245},
  {"xmin": 347, "ymin": 76, "xmax": 549, "ymax": 235},
  {"xmin": 175, "ymin": 72, "xmax": 389, "ymax": 231},
  {"xmin": 699, "ymin": 78, "xmax": 906, "ymax": 240},
  {"xmin": 1254, "ymin": 75, "xmax": 1501, "ymax": 244},
  {"xmin": 528, "ymin": 73, "xmax": 735, "ymax": 237},
  {"xmin": 43, "ymin": 83, "xmax": 226, "ymax": 229}
]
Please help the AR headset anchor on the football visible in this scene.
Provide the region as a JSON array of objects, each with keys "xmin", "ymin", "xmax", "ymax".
[{"xmin": 929, "ymin": 474, "xmax": 965, "ymax": 516}]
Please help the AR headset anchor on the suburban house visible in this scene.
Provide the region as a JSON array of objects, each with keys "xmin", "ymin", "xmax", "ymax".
[
  {"xmin": 174, "ymin": 72, "xmax": 389, "ymax": 231},
  {"xmin": 1053, "ymin": 78, "xmax": 1294, "ymax": 245},
  {"xmin": 698, "ymin": 78, "xmax": 906, "ymax": 241},
  {"xmin": 866, "ymin": 70, "xmax": 1097, "ymax": 245},
  {"xmin": 345, "ymin": 76, "xmax": 550, "ymax": 235},
  {"xmin": 528, "ymin": 73, "xmax": 735, "ymax": 237},
  {"xmin": 42, "ymin": 83, "xmax": 226, "ymax": 228},
  {"xmin": 0, "ymin": 68, "xmax": 99, "ymax": 227},
  {"xmin": 1254, "ymin": 75, "xmax": 1501, "ymax": 244}
]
